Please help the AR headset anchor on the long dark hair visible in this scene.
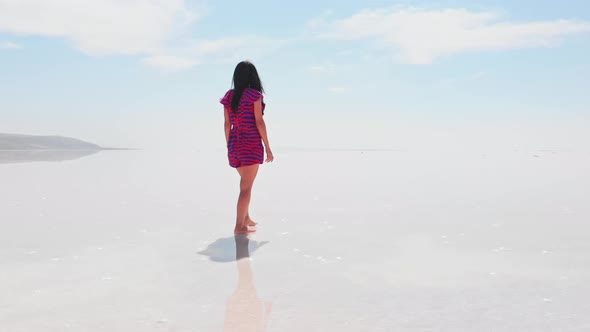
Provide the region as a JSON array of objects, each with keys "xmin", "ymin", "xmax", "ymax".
[{"xmin": 230, "ymin": 61, "xmax": 265, "ymax": 113}]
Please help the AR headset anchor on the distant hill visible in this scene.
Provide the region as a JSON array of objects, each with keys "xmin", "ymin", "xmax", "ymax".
[{"xmin": 0, "ymin": 133, "xmax": 102, "ymax": 150}]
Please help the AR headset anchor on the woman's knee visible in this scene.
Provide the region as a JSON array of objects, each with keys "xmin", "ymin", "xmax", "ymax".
[{"xmin": 240, "ymin": 183, "xmax": 253, "ymax": 193}]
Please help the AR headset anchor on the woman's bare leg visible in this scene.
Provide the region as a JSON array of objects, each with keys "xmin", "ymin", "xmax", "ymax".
[
  {"xmin": 235, "ymin": 164, "xmax": 259, "ymax": 234},
  {"xmin": 237, "ymin": 166, "xmax": 258, "ymax": 227}
]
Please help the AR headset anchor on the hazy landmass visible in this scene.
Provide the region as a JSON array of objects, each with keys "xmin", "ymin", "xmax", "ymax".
[
  {"xmin": 0, "ymin": 133, "xmax": 102, "ymax": 151},
  {"xmin": 0, "ymin": 133, "xmax": 128, "ymax": 164}
]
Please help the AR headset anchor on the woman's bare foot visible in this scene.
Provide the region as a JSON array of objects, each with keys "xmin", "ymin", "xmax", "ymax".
[
  {"xmin": 246, "ymin": 216, "xmax": 257, "ymax": 227},
  {"xmin": 234, "ymin": 224, "xmax": 256, "ymax": 234}
]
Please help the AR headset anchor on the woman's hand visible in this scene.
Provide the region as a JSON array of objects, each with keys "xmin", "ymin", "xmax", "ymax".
[{"xmin": 265, "ymin": 148, "xmax": 274, "ymax": 163}]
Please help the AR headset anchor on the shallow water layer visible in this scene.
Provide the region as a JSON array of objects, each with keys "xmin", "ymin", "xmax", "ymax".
[{"xmin": 1, "ymin": 149, "xmax": 589, "ymax": 331}]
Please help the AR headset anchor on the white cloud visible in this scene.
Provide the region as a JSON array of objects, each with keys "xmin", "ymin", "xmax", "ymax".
[
  {"xmin": 313, "ymin": 7, "xmax": 590, "ymax": 64},
  {"xmin": 0, "ymin": 0, "xmax": 281, "ymax": 71},
  {"xmin": 146, "ymin": 36, "xmax": 282, "ymax": 70},
  {"xmin": 0, "ymin": 0, "xmax": 198, "ymax": 56},
  {"xmin": 193, "ymin": 36, "xmax": 282, "ymax": 63},
  {"xmin": 306, "ymin": 63, "xmax": 337, "ymax": 73},
  {"xmin": 196, "ymin": 37, "xmax": 249, "ymax": 55},
  {"xmin": 328, "ymin": 87, "xmax": 350, "ymax": 93},
  {"xmin": 0, "ymin": 41, "xmax": 22, "ymax": 49},
  {"xmin": 142, "ymin": 55, "xmax": 199, "ymax": 71}
]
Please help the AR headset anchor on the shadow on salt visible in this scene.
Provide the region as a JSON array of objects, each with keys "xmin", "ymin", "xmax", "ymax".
[{"xmin": 197, "ymin": 235, "xmax": 269, "ymax": 262}]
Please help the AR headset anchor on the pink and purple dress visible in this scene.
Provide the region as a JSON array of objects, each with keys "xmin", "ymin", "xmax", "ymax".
[{"xmin": 220, "ymin": 88, "xmax": 266, "ymax": 168}]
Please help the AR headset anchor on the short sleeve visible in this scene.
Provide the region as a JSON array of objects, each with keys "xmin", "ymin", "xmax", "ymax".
[
  {"xmin": 244, "ymin": 88, "xmax": 265, "ymax": 112},
  {"xmin": 220, "ymin": 90, "xmax": 234, "ymax": 106}
]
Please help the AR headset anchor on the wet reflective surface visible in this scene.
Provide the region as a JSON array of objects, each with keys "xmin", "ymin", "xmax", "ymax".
[
  {"xmin": 0, "ymin": 150, "xmax": 100, "ymax": 164},
  {"xmin": 1, "ymin": 149, "xmax": 589, "ymax": 331}
]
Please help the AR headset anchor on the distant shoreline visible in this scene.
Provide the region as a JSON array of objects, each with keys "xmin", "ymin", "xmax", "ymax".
[
  {"xmin": 0, "ymin": 148, "xmax": 137, "ymax": 151},
  {"xmin": 0, "ymin": 148, "xmax": 138, "ymax": 151},
  {"xmin": 0, "ymin": 133, "xmax": 133, "ymax": 151}
]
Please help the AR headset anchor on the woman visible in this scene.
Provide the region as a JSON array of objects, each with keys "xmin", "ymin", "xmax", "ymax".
[{"xmin": 220, "ymin": 61, "xmax": 274, "ymax": 234}]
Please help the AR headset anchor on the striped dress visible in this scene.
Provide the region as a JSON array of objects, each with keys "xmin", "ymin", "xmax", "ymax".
[{"xmin": 220, "ymin": 88, "xmax": 266, "ymax": 168}]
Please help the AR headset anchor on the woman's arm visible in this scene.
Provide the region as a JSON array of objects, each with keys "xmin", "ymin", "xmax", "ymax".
[
  {"xmin": 253, "ymin": 99, "xmax": 274, "ymax": 162},
  {"xmin": 223, "ymin": 106, "xmax": 231, "ymax": 145}
]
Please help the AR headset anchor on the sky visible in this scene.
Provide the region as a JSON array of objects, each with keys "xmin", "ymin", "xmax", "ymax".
[{"xmin": 0, "ymin": 0, "xmax": 589, "ymax": 151}]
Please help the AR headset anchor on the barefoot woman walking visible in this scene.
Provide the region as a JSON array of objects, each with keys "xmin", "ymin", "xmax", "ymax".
[{"xmin": 220, "ymin": 61, "xmax": 274, "ymax": 234}]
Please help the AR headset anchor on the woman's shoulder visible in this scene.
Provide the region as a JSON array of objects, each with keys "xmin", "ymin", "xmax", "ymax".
[
  {"xmin": 245, "ymin": 87, "xmax": 262, "ymax": 95},
  {"xmin": 245, "ymin": 88, "xmax": 265, "ymax": 113},
  {"xmin": 220, "ymin": 89, "xmax": 235, "ymax": 105},
  {"xmin": 244, "ymin": 87, "xmax": 263, "ymax": 100}
]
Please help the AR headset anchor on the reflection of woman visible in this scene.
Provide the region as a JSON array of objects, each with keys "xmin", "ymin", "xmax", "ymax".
[{"xmin": 223, "ymin": 235, "xmax": 272, "ymax": 332}]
